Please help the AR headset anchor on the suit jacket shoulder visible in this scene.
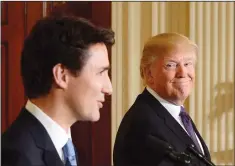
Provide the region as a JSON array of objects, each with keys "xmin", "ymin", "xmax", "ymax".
[
  {"xmin": 113, "ymin": 89, "xmax": 211, "ymax": 166},
  {"xmin": 2, "ymin": 108, "xmax": 64, "ymax": 166}
]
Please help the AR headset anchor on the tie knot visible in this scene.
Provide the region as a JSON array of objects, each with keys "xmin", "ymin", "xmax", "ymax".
[
  {"xmin": 179, "ymin": 106, "xmax": 190, "ymax": 121},
  {"xmin": 62, "ymin": 139, "xmax": 78, "ymax": 165},
  {"xmin": 63, "ymin": 139, "xmax": 76, "ymax": 158},
  {"xmin": 180, "ymin": 106, "xmax": 185, "ymax": 112}
]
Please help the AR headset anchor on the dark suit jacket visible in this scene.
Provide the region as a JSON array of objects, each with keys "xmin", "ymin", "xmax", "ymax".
[
  {"xmin": 2, "ymin": 108, "xmax": 77, "ymax": 166},
  {"xmin": 113, "ymin": 89, "xmax": 211, "ymax": 166}
]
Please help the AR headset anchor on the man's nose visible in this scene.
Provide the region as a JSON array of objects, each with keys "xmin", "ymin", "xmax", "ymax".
[
  {"xmin": 102, "ymin": 76, "xmax": 113, "ymax": 96},
  {"xmin": 176, "ymin": 65, "xmax": 187, "ymax": 78}
]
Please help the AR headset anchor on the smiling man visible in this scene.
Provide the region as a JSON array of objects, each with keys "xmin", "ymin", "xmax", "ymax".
[
  {"xmin": 2, "ymin": 16, "xmax": 115, "ymax": 166},
  {"xmin": 113, "ymin": 33, "xmax": 211, "ymax": 166}
]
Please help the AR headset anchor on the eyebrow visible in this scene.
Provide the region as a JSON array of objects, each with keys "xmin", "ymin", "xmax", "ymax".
[
  {"xmin": 99, "ymin": 66, "xmax": 110, "ymax": 72},
  {"xmin": 164, "ymin": 60, "xmax": 178, "ymax": 63},
  {"xmin": 165, "ymin": 58, "xmax": 194, "ymax": 63}
]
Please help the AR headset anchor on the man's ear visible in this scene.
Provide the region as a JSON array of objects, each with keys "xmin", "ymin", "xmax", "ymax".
[
  {"xmin": 52, "ymin": 63, "xmax": 69, "ymax": 89},
  {"xmin": 144, "ymin": 66, "xmax": 154, "ymax": 85}
]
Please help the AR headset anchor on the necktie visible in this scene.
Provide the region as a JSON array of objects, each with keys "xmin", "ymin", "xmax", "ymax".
[
  {"xmin": 62, "ymin": 139, "xmax": 78, "ymax": 166},
  {"xmin": 179, "ymin": 106, "xmax": 203, "ymax": 154}
]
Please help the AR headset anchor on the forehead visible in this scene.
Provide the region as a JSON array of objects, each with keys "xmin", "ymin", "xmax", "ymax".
[{"xmin": 163, "ymin": 50, "xmax": 197, "ymax": 62}]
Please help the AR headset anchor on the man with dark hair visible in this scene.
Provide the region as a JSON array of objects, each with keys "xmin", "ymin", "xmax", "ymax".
[{"xmin": 2, "ymin": 16, "xmax": 115, "ymax": 166}]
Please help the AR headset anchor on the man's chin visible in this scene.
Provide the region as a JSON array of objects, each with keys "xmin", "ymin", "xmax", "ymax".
[
  {"xmin": 169, "ymin": 94, "xmax": 189, "ymax": 105},
  {"xmin": 77, "ymin": 111, "xmax": 100, "ymax": 122},
  {"xmin": 177, "ymin": 94, "xmax": 189, "ymax": 104},
  {"xmin": 90, "ymin": 112, "xmax": 100, "ymax": 122}
]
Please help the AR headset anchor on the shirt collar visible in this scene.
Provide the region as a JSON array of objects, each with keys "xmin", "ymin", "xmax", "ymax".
[
  {"xmin": 26, "ymin": 100, "xmax": 71, "ymax": 151},
  {"xmin": 146, "ymin": 86, "xmax": 183, "ymax": 119}
]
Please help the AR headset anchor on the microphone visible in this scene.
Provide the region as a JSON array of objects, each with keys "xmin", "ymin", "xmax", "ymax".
[
  {"xmin": 146, "ymin": 135, "xmax": 192, "ymax": 165},
  {"xmin": 187, "ymin": 144, "xmax": 216, "ymax": 166}
]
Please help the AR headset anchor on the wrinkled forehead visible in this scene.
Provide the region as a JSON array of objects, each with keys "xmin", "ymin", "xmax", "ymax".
[
  {"xmin": 150, "ymin": 47, "xmax": 197, "ymax": 65},
  {"xmin": 150, "ymin": 50, "xmax": 197, "ymax": 69},
  {"xmin": 163, "ymin": 49, "xmax": 197, "ymax": 60}
]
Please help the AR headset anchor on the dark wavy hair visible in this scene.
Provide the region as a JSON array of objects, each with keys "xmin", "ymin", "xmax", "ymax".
[{"xmin": 21, "ymin": 16, "xmax": 115, "ymax": 99}]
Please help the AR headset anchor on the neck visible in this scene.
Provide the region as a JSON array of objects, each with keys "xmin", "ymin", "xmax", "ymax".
[{"xmin": 30, "ymin": 94, "xmax": 76, "ymax": 133}]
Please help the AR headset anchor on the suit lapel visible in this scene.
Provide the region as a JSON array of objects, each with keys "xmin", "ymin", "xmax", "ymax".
[
  {"xmin": 141, "ymin": 89, "xmax": 197, "ymax": 148},
  {"xmin": 141, "ymin": 89, "xmax": 212, "ymax": 160},
  {"xmin": 20, "ymin": 109, "xmax": 64, "ymax": 166}
]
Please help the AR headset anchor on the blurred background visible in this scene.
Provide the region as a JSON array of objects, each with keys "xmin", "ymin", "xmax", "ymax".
[{"xmin": 1, "ymin": 2, "xmax": 234, "ymax": 166}]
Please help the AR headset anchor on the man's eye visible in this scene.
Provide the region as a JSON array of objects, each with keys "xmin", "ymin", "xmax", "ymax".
[
  {"xmin": 185, "ymin": 62, "xmax": 193, "ymax": 67},
  {"xmin": 99, "ymin": 71, "xmax": 104, "ymax": 75},
  {"xmin": 98, "ymin": 70, "xmax": 107, "ymax": 76},
  {"xmin": 166, "ymin": 63, "xmax": 177, "ymax": 68}
]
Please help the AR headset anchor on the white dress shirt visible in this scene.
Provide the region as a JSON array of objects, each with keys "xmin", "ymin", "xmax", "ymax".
[
  {"xmin": 26, "ymin": 100, "xmax": 71, "ymax": 163},
  {"xmin": 146, "ymin": 86, "xmax": 204, "ymax": 154}
]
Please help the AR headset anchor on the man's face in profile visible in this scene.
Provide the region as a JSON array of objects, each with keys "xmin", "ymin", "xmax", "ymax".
[
  {"xmin": 66, "ymin": 43, "xmax": 113, "ymax": 121},
  {"xmin": 149, "ymin": 50, "xmax": 196, "ymax": 105}
]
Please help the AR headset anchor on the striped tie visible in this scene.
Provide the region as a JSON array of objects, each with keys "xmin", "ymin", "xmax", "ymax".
[
  {"xmin": 62, "ymin": 139, "xmax": 78, "ymax": 166},
  {"xmin": 180, "ymin": 106, "xmax": 203, "ymax": 154}
]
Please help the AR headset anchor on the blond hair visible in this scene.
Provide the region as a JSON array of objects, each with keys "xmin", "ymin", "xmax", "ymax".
[{"xmin": 140, "ymin": 32, "xmax": 198, "ymax": 84}]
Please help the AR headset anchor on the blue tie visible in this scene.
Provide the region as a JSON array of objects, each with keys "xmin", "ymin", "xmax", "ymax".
[
  {"xmin": 180, "ymin": 106, "xmax": 203, "ymax": 154},
  {"xmin": 62, "ymin": 139, "xmax": 78, "ymax": 166}
]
